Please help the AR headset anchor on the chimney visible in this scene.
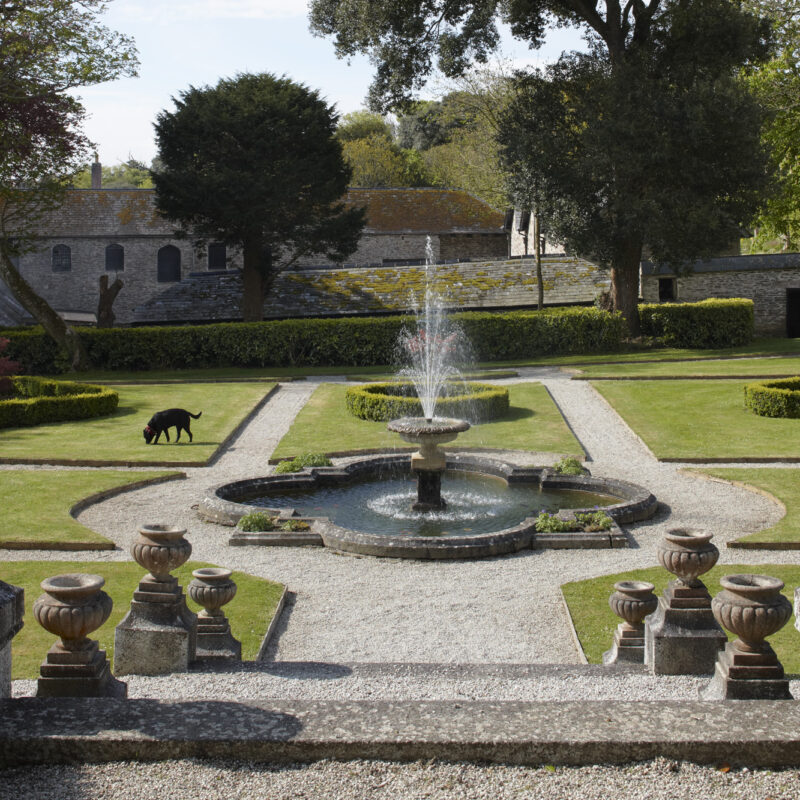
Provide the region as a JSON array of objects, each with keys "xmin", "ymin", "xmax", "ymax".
[{"xmin": 91, "ymin": 153, "xmax": 102, "ymax": 189}]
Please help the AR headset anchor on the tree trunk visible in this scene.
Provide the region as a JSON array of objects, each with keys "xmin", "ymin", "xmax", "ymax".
[
  {"xmin": 610, "ymin": 240, "xmax": 643, "ymax": 337},
  {"xmin": 241, "ymin": 237, "xmax": 265, "ymax": 322},
  {"xmin": 97, "ymin": 274, "xmax": 123, "ymax": 328},
  {"xmin": 0, "ymin": 246, "xmax": 92, "ymax": 371},
  {"xmin": 534, "ymin": 209, "xmax": 544, "ymax": 311}
]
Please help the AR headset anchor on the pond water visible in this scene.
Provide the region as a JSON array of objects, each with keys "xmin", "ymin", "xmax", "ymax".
[{"xmin": 246, "ymin": 471, "xmax": 616, "ymax": 538}]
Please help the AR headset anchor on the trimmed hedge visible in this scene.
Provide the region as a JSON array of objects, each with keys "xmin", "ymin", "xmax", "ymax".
[
  {"xmin": 0, "ymin": 376, "xmax": 119, "ymax": 428},
  {"xmin": 744, "ymin": 377, "xmax": 800, "ymax": 418},
  {"xmin": 346, "ymin": 381, "xmax": 510, "ymax": 422},
  {"xmin": 638, "ymin": 298, "xmax": 754, "ymax": 348},
  {"xmin": 3, "ymin": 307, "xmax": 626, "ymax": 374}
]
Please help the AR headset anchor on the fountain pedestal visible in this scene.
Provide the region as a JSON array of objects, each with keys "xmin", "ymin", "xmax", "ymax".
[{"xmin": 387, "ymin": 417, "xmax": 470, "ymax": 511}]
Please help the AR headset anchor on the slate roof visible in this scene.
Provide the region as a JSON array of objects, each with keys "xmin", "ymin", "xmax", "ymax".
[
  {"xmin": 29, "ymin": 188, "xmax": 505, "ymax": 238},
  {"xmin": 349, "ymin": 188, "xmax": 504, "ymax": 233}
]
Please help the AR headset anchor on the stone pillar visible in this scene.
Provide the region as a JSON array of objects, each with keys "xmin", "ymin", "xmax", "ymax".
[
  {"xmin": 702, "ymin": 574, "xmax": 793, "ymax": 700},
  {"xmin": 114, "ymin": 525, "xmax": 197, "ymax": 676},
  {"xmin": 603, "ymin": 581, "xmax": 658, "ymax": 665},
  {"xmin": 644, "ymin": 529, "xmax": 726, "ymax": 674},
  {"xmin": 0, "ymin": 580, "xmax": 24, "ymax": 698},
  {"xmin": 33, "ymin": 573, "xmax": 126, "ymax": 698},
  {"xmin": 188, "ymin": 568, "xmax": 241, "ymax": 661}
]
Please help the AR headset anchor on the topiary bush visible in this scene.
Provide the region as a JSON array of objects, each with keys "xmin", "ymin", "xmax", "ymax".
[
  {"xmin": 2, "ymin": 307, "xmax": 625, "ymax": 374},
  {"xmin": 744, "ymin": 377, "xmax": 800, "ymax": 418},
  {"xmin": 0, "ymin": 376, "xmax": 119, "ymax": 428},
  {"xmin": 638, "ymin": 298, "xmax": 754, "ymax": 348},
  {"xmin": 345, "ymin": 381, "xmax": 510, "ymax": 422}
]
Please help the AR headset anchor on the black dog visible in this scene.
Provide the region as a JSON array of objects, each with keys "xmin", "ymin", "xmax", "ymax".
[{"xmin": 143, "ymin": 409, "xmax": 202, "ymax": 444}]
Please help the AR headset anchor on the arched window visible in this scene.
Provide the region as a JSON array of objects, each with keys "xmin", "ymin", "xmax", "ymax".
[
  {"xmin": 208, "ymin": 242, "xmax": 227, "ymax": 270},
  {"xmin": 105, "ymin": 243, "xmax": 124, "ymax": 271},
  {"xmin": 52, "ymin": 244, "xmax": 71, "ymax": 272},
  {"xmin": 157, "ymin": 245, "xmax": 181, "ymax": 282}
]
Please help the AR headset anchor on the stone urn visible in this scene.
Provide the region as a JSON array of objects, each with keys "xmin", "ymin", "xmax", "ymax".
[
  {"xmin": 188, "ymin": 568, "xmax": 237, "ymax": 619},
  {"xmin": 609, "ymin": 580, "xmax": 658, "ymax": 628},
  {"xmin": 712, "ymin": 574, "xmax": 792, "ymax": 652},
  {"xmin": 33, "ymin": 573, "xmax": 112, "ymax": 649},
  {"xmin": 132, "ymin": 524, "xmax": 192, "ymax": 580},
  {"xmin": 656, "ymin": 528, "xmax": 718, "ymax": 586}
]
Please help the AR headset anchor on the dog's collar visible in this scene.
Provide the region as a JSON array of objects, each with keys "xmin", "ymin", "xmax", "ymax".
[{"xmin": 144, "ymin": 425, "xmax": 157, "ymax": 435}]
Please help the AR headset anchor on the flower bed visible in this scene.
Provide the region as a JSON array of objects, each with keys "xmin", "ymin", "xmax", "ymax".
[
  {"xmin": 345, "ymin": 380, "xmax": 509, "ymax": 422},
  {"xmin": 0, "ymin": 376, "xmax": 119, "ymax": 428},
  {"xmin": 744, "ymin": 377, "xmax": 800, "ymax": 418}
]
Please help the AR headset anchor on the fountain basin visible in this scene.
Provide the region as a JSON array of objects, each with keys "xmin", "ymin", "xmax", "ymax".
[{"xmin": 198, "ymin": 454, "xmax": 658, "ymax": 559}]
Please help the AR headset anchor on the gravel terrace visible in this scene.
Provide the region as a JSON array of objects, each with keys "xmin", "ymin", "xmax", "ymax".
[{"xmin": 4, "ymin": 368, "xmax": 800, "ymax": 797}]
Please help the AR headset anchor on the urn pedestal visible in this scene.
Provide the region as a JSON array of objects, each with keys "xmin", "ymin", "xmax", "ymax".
[
  {"xmin": 0, "ymin": 579, "xmax": 24, "ymax": 698},
  {"xmin": 702, "ymin": 574, "xmax": 793, "ymax": 700},
  {"xmin": 33, "ymin": 573, "xmax": 126, "ymax": 698},
  {"xmin": 644, "ymin": 529, "xmax": 726, "ymax": 675},
  {"xmin": 114, "ymin": 524, "xmax": 197, "ymax": 676},
  {"xmin": 188, "ymin": 568, "xmax": 241, "ymax": 661},
  {"xmin": 603, "ymin": 581, "xmax": 658, "ymax": 665}
]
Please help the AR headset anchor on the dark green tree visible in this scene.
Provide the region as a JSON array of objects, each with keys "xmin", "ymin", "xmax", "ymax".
[
  {"xmin": 309, "ymin": 0, "xmax": 772, "ymax": 333},
  {"xmin": 153, "ymin": 73, "xmax": 366, "ymax": 321},
  {"xmin": 0, "ymin": 0, "xmax": 138, "ymax": 369}
]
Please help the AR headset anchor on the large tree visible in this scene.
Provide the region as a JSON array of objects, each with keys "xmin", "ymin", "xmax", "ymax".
[
  {"xmin": 743, "ymin": 0, "xmax": 800, "ymax": 252},
  {"xmin": 0, "ymin": 0, "xmax": 138, "ymax": 369},
  {"xmin": 309, "ymin": 0, "xmax": 772, "ymax": 333},
  {"xmin": 153, "ymin": 73, "xmax": 366, "ymax": 322}
]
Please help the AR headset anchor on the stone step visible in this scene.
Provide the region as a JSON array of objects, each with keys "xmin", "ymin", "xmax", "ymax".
[{"xmin": 3, "ymin": 693, "xmax": 800, "ymax": 768}]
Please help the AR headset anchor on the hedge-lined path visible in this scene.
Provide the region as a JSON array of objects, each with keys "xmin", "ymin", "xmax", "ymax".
[{"xmin": 7, "ymin": 369, "xmax": 800, "ymax": 682}]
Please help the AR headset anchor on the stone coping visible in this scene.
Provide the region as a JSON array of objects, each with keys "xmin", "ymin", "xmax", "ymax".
[
  {"xmin": 3, "ymin": 692, "xmax": 800, "ymax": 767},
  {"xmin": 199, "ymin": 454, "xmax": 656, "ymax": 559}
]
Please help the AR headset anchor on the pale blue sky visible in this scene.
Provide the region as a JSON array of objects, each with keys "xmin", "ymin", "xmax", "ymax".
[{"xmin": 80, "ymin": 0, "xmax": 585, "ymax": 166}]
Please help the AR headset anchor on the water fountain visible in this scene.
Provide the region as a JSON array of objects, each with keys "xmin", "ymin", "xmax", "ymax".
[{"xmin": 200, "ymin": 245, "xmax": 658, "ymax": 558}]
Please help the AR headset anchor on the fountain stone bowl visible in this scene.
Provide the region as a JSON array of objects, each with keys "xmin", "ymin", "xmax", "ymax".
[{"xmin": 387, "ymin": 416, "xmax": 470, "ymax": 472}]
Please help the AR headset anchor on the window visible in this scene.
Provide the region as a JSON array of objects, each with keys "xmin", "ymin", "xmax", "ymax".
[
  {"xmin": 208, "ymin": 242, "xmax": 227, "ymax": 270},
  {"xmin": 52, "ymin": 244, "xmax": 71, "ymax": 272},
  {"xmin": 105, "ymin": 243, "xmax": 124, "ymax": 271},
  {"xmin": 157, "ymin": 245, "xmax": 181, "ymax": 282},
  {"xmin": 658, "ymin": 277, "xmax": 676, "ymax": 302}
]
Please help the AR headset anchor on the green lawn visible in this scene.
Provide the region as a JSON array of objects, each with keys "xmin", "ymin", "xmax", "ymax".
[
  {"xmin": 0, "ymin": 382, "xmax": 273, "ymax": 465},
  {"xmin": 575, "ymin": 355, "xmax": 800, "ymax": 379},
  {"xmin": 563, "ymin": 564, "xmax": 800, "ymax": 673},
  {"xmin": 593, "ymin": 379, "xmax": 800, "ymax": 460},
  {"xmin": 0, "ymin": 470, "xmax": 181, "ymax": 549},
  {"xmin": 3, "ymin": 560, "xmax": 284, "ymax": 680},
  {"xmin": 691, "ymin": 468, "xmax": 800, "ymax": 547},
  {"xmin": 271, "ymin": 382, "xmax": 583, "ymax": 461}
]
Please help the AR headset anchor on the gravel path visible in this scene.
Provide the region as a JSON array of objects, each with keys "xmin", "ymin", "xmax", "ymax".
[{"xmin": 5, "ymin": 369, "xmax": 800, "ymax": 795}]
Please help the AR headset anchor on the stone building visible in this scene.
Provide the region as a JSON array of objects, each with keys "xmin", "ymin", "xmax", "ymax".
[
  {"xmin": 6, "ymin": 186, "xmax": 510, "ymax": 326},
  {"xmin": 641, "ymin": 254, "xmax": 800, "ymax": 337}
]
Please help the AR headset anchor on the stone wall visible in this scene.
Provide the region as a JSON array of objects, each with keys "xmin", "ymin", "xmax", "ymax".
[{"xmin": 641, "ymin": 254, "xmax": 800, "ymax": 336}]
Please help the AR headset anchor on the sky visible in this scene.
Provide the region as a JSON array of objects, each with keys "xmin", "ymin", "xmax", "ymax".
[{"xmin": 80, "ymin": 1, "xmax": 586, "ymax": 166}]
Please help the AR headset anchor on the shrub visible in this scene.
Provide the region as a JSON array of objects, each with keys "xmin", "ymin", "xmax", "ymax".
[
  {"xmin": 238, "ymin": 512, "xmax": 278, "ymax": 532},
  {"xmin": 345, "ymin": 381, "xmax": 509, "ymax": 422},
  {"xmin": 638, "ymin": 298, "xmax": 754, "ymax": 348},
  {"xmin": 274, "ymin": 452, "xmax": 333, "ymax": 473},
  {"xmin": 552, "ymin": 456, "xmax": 584, "ymax": 476},
  {"xmin": 574, "ymin": 511, "xmax": 613, "ymax": 531},
  {"xmin": 535, "ymin": 510, "xmax": 613, "ymax": 533},
  {"xmin": 0, "ymin": 337, "xmax": 19, "ymax": 396},
  {"xmin": 744, "ymin": 377, "xmax": 800, "ymax": 418},
  {"xmin": 0, "ymin": 376, "xmax": 119, "ymax": 429},
  {"xmin": 2, "ymin": 307, "xmax": 626, "ymax": 374}
]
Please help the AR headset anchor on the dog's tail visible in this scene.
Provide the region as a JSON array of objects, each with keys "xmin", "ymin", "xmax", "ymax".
[{"xmin": 190, "ymin": 411, "xmax": 202, "ymax": 419}]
